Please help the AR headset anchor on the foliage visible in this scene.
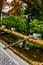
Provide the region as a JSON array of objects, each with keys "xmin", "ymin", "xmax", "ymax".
[
  {"xmin": 21, "ymin": 0, "xmax": 42, "ymax": 10},
  {"xmin": 29, "ymin": 19, "xmax": 43, "ymax": 34},
  {"xmin": 27, "ymin": 42, "xmax": 40, "ymax": 48},
  {"xmin": 21, "ymin": 0, "xmax": 43, "ymax": 20},
  {"xmin": 3, "ymin": 15, "xmax": 27, "ymax": 34},
  {"xmin": 0, "ymin": 19, "xmax": 2, "ymax": 26},
  {"xmin": 20, "ymin": 8, "xmax": 25, "ymax": 16},
  {"xmin": 20, "ymin": 4, "xmax": 28, "ymax": 16},
  {"xmin": 10, "ymin": 1, "xmax": 22, "ymax": 16},
  {"xmin": 31, "ymin": 9, "xmax": 43, "ymax": 20},
  {"xmin": 0, "ymin": 18, "xmax": 4, "ymax": 26}
]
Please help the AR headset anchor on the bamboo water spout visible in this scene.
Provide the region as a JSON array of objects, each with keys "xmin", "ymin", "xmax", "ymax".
[
  {"xmin": 0, "ymin": 39, "xmax": 41, "ymax": 65},
  {"xmin": 0, "ymin": 27, "xmax": 43, "ymax": 46},
  {"xmin": 4, "ymin": 38, "xmax": 29, "ymax": 49}
]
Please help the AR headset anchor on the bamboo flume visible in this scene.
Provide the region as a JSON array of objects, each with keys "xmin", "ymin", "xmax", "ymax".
[{"xmin": 0, "ymin": 27, "xmax": 43, "ymax": 46}]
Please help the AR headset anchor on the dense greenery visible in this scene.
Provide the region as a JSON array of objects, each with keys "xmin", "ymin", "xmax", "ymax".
[
  {"xmin": 0, "ymin": 15, "xmax": 43, "ymax": 36},
  {"xmin": 0, "ymin": 19, "xmax": 2, "ymax": 26},
  {"xmin": 21, "ymin": 0, "xmax": 43, "ymax": 11},
  {"xmin": 0, "ymin": 0, "xmax": 43, "ymax": 49},
  {"xmin": 27, "ymin": 42, "xmax": 40, "ymax": 48},
  {"xmin": 20, "ymin": 0, "xmax": 43, "ymax": 21},
  {"xmin": 0, "ymin": 15, "xmax": 27, "ymax": 34},
  {"xmin": 29, "ymin": 19, "xmax": 43, "ymax": 35}
]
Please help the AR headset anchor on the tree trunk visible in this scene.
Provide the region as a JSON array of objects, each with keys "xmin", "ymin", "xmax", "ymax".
[{"xmin": 0, "ymin": 0, "xmax": 3, "ymax": 17}]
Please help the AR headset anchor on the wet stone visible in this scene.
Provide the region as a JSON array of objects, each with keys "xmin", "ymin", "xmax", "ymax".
[{"xmin": 0, "ymin": 47, "xmax": 19, "ymax": 65}]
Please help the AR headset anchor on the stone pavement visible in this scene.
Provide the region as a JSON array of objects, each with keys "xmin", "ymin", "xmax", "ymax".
[
  {"xmin": 0, "ymin": 42, "xmax": 30, "ymax": 65},
  {"xmin": 0, "ymin": 47, "xmax": 19, "ymax": 65}
]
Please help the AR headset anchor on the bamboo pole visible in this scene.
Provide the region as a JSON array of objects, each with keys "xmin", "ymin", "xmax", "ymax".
[
  {"xmin": 40, "ymin": 63, "xmax": 43, "ymax": 65},
  {"xmin": 0, "ymin": 27, "xmax": 43, "ymax": 46},
  {"xmin": 0, "ymin": 32, "xmax": 5, "ymax": 34},
  {"xmin": 4, "ymin": 38, "xmax": 29, "ymax": 49},
  {"xmin": 0, "ymin": 39, "xmax": 41, "ymax": 65}
]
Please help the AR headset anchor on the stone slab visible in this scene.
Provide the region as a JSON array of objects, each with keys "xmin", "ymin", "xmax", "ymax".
[
  {"xmin": 0, "ymin": 47, "xmax": 19, "ymax": 65},
  {"xmin": 0, "ymin": 41, "xmax": 30, "ymax": 65}
]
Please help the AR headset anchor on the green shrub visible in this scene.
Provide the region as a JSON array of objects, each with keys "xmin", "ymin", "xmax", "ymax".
[
  {"xmin": 29, "ymin": 19, "xmax": 43, "ymax": 34},
  {"xmin": 29, "ymin": 29, "xmax": 34, "ymax": 35},
  {"xmin": 27, "ymin": 42, "xmax": 40, "ymax": 48},
  {"xmin": 0, "ymin": 19, "xmax": 2, "ymax": 26},
  {"xmin": 3, "ymin": 15, "xmax": 27, "ymax": 34}
]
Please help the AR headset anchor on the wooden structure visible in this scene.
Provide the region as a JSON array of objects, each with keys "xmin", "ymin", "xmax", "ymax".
[
  {"xmin": 0, "ymin": 39, "xmax": 43, "ymax": 65},
  {"xmin": 0, "ymin": 27, "xmax": 43, "ymax": 46},
  {"xmin": 0, "ymin": 27, "xmax": 43, "ymax": 65}
]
